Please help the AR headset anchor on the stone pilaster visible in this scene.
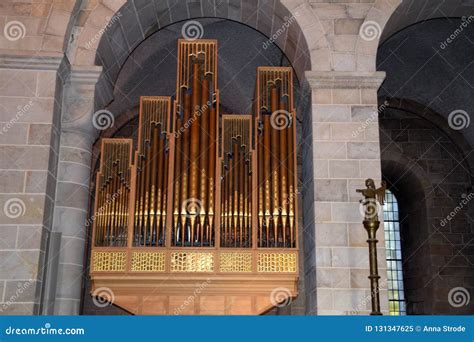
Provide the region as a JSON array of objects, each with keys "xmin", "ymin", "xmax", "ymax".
[
  {"xmin": 49, "ymin": 65, "xmax": 102, "ymax": 315},
  {"xmin": 0, "ymin": 53, "xmax": 65, "ymax": 315},
  {"xmin": 305, "ymin": 70, "xmax": 389, "ymax": 315}
]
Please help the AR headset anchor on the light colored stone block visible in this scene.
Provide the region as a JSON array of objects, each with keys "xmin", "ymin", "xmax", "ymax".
[
  {"xmin": 313, "ymin": 142, "xmax": 347, "ymax": 159},
  {"xmin": 312, "ymin": 89, "xmax": 332, "ymax": 104},
  {"xmin": 348, "ymin": 223, "xmax": 367, "ymax": 247},
  {"xmin": 55, "ymin": 182, "xmax": 89, "ymax": 209},
  {"xmin": 0, "ymin": 171, "xmax": 24, "ymax": 193},
  {"xmin": 316, "ymin": 247, "xmax": 332, "ymax": 267},
  {"xmin": 317, "ymin": 268, "xmax": 350, "ymax": 288},
  {"xmin": 59, "ymin": 236, "xmax": 85, "ymax": 265},
  {"xmin": 331, "ymin": 202, "xmax": 361, "ymax": 223},
  {"xmin": 331, "ymin": 52, "xmax": 356, "ymax": 72},
  {"xmin": 17, "ymin": 225, "xmax": 44, "ymax": 250},
  {"xmin": 334, "ymin": 19, "xmax": 363, "ymax": 35},
  {"xmin": 24, "ymin": 170, "xmax": 48, "ymax": 193},
  {"xmin": 55, "ymin": 263, "xmax": 82, "ymax": 298},
  {"xmin": 315, "ymin": 223, "xmax": 348, "ymax": 246},
  {"xmin": 351, "ymin": 105, "xmax": 378, "ymax": 122},
  {"xmin": 333, "ymin": 289, "xmax": 370, "ymax": 311},
  {"xmin": 315, "ymin": 202, "xmax": 332, "ymax": 222},
  {"xmin": 0, "ymin": 123, "xmax": 28, "ymax": 145},
  {"xmin": 314, "ymin": 159, "xmax": 329, "ymax": 178},
  {"xmin": 57, "ymin": 162, "xmax": 90, "ymax": 186},
  {"xmin": 315, "ymin": 288, "xmax": 333, "ymax": 309},
  {"xmin": 0, "ymin": 250, "xmax": 41, "ymax": 280},
  {"xmin": 329, "ymin": 160, "xmax": 360, "ymax": 178},
  {"xmin": 0, "ymin": 225, "xmax": 17, "ymax": 249},
  {"xmin": 315, "ymin": 179, "xmax": 348, "ymax": 202},
  {"xmin": 359, "ymin": 160, "xmax": 381, "ymax": 178},
  {"xmin": 313, "ymin": 123, "xmax": 331, "ymax": 140},
  {"xmin": 331, "ymin": 123, "xmax": 365, "ymax": 141},
  {"xmin": 4, "ymin": 280, "xmax": 39, "ymax": 303},
  {"xmin": 332, "ymin": 89, "xmax": 360, "ymax": 104},
  {"xmin": 332, "ymin": 247, "xmax": 368, "ymax": 268},
  {"xmin": 0, "ymin": 145, "xmax": 51, "ymax": 170},
  {"xmin": 28, "ymin": 124, "xmax": 52, "ymax": 145},
  {"xmin": 360, "ymin": 89, "xmax": 378, "ymax": 104},
  {"xmin": 0, "ymin": 98, "xmax": 54, "ymax": 123},
  {"xmin": 328, "ymin": 35, "xmax": 358, "ymax": 52},
  {"xmin": 0, "ymin": 70, "xmax": 37, "ymax": 97},
  {"xmin": 347, "ymin": 142, "xmax": 380, "ymax": 159},
  {"xmin": 314, "ymin": 105, "xmax": 351, "ymax": 122}
]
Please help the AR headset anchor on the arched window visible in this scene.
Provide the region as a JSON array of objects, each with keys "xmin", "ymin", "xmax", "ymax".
[{"xmin": 383, "ymin": 189, "xmax": 406, "ymax": 315}]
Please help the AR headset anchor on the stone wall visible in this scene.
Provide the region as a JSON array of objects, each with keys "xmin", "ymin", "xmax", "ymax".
[{"xmin": 0, "ymin": 54, "xmax": 65, "ymax": 314}]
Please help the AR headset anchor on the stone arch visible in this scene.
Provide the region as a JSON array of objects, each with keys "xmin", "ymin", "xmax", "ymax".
[
  {"xmin": 380, "ymin": 0, "xmax": 470, "ymax": 43},
  {"xmin": 68, "ymin": 0, "xmax": 325, "ymax": 107},
  {"xmin": 354, "ymin": 0, "xmax": 402, "ymax": 72},
  {"xmin": 383, "ymin": 98, "xmax": 474, "ymax": 187}
]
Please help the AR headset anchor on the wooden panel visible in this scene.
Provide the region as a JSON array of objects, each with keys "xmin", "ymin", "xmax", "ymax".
[
  {"xmin": 142, "ymin": 296, "xmax": 168, "ymax": 315},
  {"xmin": 227, "ymin": 296, "xmax": 253, "ymax": 315},
  {"xmin": 169, "ymin": 296, "xmax": 195, "ymax": 315},
  {"xmin": 200, "ymin": 296, "xmax": 226, "ymax": 315}
]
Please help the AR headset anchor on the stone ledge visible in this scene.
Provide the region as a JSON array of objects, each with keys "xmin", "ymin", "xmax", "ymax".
[
  {"xmin": 305, "ymin": 71, "xmax": 386, "ymax": 90},
  {"xmin": 0, "ymin": 53, "xmax": 64, "ymax": 71}
]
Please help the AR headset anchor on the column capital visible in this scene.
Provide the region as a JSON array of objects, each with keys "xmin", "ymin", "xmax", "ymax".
[
  {"xmin": 305, "ymin": 71, "xmax": 386, "ymax": 90},
  {"xmin": 61, "ymin": 65, "xmax": 103, "ymax": 139},
  {"xmin": 68, "ymin": 65, "xmax": 103, "ymax": 87}
]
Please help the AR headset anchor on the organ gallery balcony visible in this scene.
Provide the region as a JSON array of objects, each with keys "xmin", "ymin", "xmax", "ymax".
[{"xmin": 89, "ymin": 39, "xmax": 299, "ymax": 315}]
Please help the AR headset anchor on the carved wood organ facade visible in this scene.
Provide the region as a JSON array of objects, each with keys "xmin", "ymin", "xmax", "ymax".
[{"xmin": 90, "ymin": 39, "xmax": 299, "ymax": 315}]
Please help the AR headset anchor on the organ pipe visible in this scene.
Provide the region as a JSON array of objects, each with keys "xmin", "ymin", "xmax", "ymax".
[
  {"xmin": 92, "ymin": 42, "xmax": 298, "ymax": 251},
  {"xmin": 256, "ymin": 67, "xmax": 297, "ymax": 248},
  {"xmin": 93, "ymin": 139, "xmax": 132, "ymax": 247}
]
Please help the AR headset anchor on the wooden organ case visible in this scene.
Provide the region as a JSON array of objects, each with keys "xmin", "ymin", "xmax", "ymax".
[{"xmin": 90, "ymin": 39, "xmax": 299, "ymax": 315}]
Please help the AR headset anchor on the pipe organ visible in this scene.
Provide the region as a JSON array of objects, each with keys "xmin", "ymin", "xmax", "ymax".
[{"xmin": 90, "ymin": 39, "xmax": 299, "ymax": 315}]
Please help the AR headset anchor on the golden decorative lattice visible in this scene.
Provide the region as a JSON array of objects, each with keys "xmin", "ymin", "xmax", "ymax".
[
  {"xmin": 257, "ymin": 252, "xmax": 297, "ymax": 273},
  {"xmin": 219, "ymin": 252, "xmax": 252, "ymax": 273},
  {"xmin": 170, "ymin": 252, "xmax": 214, "ymax": 272},
  {"xmin": 130, "ymin": 252, "xmax": 165, "ymax": 272},
  {"xmin": 92, "ymin": 251, "xmax": 126, "ymax": 272}
]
